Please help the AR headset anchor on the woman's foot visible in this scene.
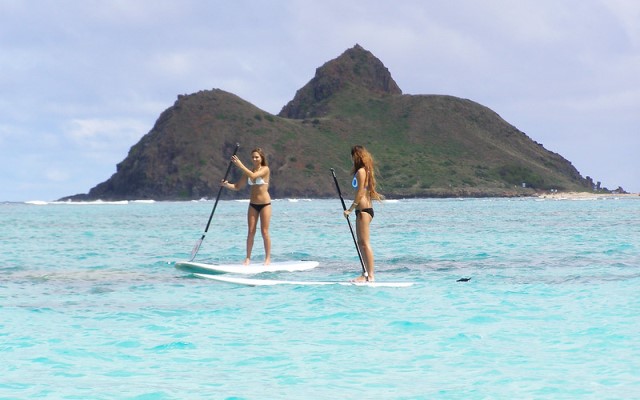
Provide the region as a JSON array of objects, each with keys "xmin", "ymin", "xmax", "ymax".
[
  {"xmin": 243, "ymin": 258, "xmax": 251, "ymax": 265},
  {"xmin": 351, "ymin": 274, "xmax": 375, "ymax": 283},
  {"xmin": 263, "ymin": 257, "xmax": 271, "ymax": 265}
]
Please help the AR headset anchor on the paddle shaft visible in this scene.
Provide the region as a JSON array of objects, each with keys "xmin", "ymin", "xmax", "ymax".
[
  {"xmin": 330, "ymin": 168, "xmax": 367, "ymax": 278},
  {"xmin": 190, "ymin": 143, "xmax": 239, "ymax": 260}
]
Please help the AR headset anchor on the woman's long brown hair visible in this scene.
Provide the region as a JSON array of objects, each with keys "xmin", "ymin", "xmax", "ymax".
[{"xmin": 351, "ymin": 145, "xmax": 383, "ymax": 201}]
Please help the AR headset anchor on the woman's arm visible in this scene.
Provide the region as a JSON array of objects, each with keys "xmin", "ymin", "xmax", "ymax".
[
  {"xmin": 222, "ymin": 175, "xmax": 247, "ymax": 191},
  {"xmin": 231, "ymin": 156, "xmax": 269, "ymax": 181}
]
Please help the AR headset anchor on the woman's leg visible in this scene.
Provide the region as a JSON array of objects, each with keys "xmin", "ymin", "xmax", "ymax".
[
  {"xmin": 355, "ymin": 212, "xmax": 374, "ymax": 281},
  {"xmin": 259, "ymin": 205, "xmax": 272, "ymax": 264},
  {"xmin": 245, "ymin": 206, "xmax": 259, "ymax": 265}
]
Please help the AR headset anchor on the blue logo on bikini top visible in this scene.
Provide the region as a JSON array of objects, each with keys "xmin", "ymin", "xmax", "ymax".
[{"xmin": 352, "ymin": 175, "xmax": 358, "ymax": 188}]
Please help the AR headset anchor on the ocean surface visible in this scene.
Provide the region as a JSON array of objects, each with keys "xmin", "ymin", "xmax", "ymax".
[{"xmin": 2, "ymin": 197, "xmax": 639, "ymax": 399}]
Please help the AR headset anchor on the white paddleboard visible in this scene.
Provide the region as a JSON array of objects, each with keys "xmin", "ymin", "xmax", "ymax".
[
  {"xmin": 193, "ymin": 273, "xmax": 415, "ymax": 287},
  {"xmin": 175, "ymin": 260, "xmax": 319, "ymax": 275}
]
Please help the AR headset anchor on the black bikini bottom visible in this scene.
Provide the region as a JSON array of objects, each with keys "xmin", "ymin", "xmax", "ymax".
[
  {"xmin": 355, "ymin": 208, "xmax": 374, "ymax": 219},
  {"xmin": 249, "ymin": 202, "xmax": 271, "ymax": 213}
]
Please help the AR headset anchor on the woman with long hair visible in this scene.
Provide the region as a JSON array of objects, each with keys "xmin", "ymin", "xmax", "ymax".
[
  {"xmin": 343, "ymin": 145, "xmax": 383, "ymax": 282},
  {"xmin": 222, "ymin": 148, "xmax": 271, "ymax": 265}
]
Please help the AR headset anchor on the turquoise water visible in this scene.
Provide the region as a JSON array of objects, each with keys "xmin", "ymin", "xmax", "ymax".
[{"xmin": 2, "ymin": 197, "xmax": 639, "ymax": 399}]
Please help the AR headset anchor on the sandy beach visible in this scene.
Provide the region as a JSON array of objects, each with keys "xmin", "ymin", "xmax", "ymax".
[{"xmin": 538, "ymin": 191, "xmax": 640, "ymax": 200}]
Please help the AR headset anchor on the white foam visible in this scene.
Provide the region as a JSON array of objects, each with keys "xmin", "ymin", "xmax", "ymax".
[
  {"xmin": 50, "ymin": 199, "xmax": 129, "ymax": 205},
  {"xmin": 25, "ymin": 200, "xmax": 48, "ymax": 205}
]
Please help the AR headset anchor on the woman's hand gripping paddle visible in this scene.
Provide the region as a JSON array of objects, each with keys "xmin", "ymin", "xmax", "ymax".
[
  {"xmin": 330, "ymin": 168, "xmax": 368, "ymax": 280},
  {"xmin": 189, "ymin": 143, "xmax": 240, "ymax": 261}
]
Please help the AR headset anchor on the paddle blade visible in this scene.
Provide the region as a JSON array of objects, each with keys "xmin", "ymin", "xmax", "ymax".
[{"xmin": 190, "ymin": 238, "xmax": 203, "ymax": 261}]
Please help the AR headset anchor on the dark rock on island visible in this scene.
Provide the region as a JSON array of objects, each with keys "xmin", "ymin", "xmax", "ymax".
[{"xmin": 61, "ymin": 44, "xmax": 591, "ymax": 201}]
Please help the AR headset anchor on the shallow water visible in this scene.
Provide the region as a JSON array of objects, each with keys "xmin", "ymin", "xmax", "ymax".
[{"xmin": 2, "ymin": 198, "xmax": 639, "ymax": 399}]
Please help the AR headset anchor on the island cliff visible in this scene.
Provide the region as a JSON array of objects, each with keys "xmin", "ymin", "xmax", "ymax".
[{"xmin": 61, "ymin": 44, "xmax": 591, "ymax": 200}]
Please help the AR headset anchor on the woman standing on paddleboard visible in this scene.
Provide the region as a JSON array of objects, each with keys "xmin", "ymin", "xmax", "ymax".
[
  {"xmin": 221, "ymin": 148, "xmax": 272, "ymax": 265},
  {"xmin": 343, "ymin": 145, "xmax": 383, "ymax": 282}
]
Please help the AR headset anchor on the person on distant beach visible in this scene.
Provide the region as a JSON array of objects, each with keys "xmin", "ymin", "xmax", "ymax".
[
  {"xmin": 343, "ymin": 145, "xmax": 383, "ymax": 282},
  {"xmin": 221, "ymin": 148, "xmax": 271, "ymax": 265}
]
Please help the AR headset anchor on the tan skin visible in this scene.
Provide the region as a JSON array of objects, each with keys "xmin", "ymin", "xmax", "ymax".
[
  {"xmin": 343, "ymin": 166, "xmax": 374, "ymax": 282},
  {"xmin": 221, "ymin": 151, "xmax": 271, "ymax": 265}
]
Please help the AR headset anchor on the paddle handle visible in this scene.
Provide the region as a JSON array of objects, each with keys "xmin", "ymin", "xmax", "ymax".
[
  {"xmin": 203, "ymin": 143, "xmax": 240, "ymax": 233},
  {"xmin": 330, "ymin": 168, "xmax": 368, "ymax": 278},
  {"xmin": 190, "ymin": 143, "xmax": 239, "ymax": 261},
  {"xmin": 332, "ymin": 168, "xmax": 349, "ymax": 211}
]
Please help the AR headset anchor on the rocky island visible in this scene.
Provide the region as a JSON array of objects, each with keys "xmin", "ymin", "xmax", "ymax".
[{"xmin": 61, "ymin": 44, "xmax": 596, "ymax": 201}]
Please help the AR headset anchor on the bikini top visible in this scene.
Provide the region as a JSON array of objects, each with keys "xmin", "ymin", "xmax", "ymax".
[
  {"xmin": 248, "ymin": 176, "xmax": 268, "ymax": 186},
  {"xmin": 352, "ymin": 172, "xmax": 368, "ymax": 189}
]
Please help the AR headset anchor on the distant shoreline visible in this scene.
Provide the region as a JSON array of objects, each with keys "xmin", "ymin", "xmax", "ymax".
[
  {"xmin": 10, "ymin": 191, "xmax": 640, "ymax": 204},
  {"xmin": 537, "ymin": 191, "xmax": 640, "ymax": 200}
]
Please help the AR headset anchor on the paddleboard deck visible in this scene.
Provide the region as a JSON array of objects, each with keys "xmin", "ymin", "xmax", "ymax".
[
  {"xmin": 194, "ymin": 273, "xmax": 415, "ymax": 287},
  {"xmin": 175, "ymin": 260, "xmax": 319, "ymax": 275}
]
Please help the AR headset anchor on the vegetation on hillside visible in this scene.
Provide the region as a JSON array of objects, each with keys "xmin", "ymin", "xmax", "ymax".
[{"xmin": 61, "ymin": 45, "xmax": 591, "ymax": 201}]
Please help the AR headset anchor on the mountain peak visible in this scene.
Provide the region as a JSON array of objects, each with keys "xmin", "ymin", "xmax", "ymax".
[
  {"xmin": 59, "ymin": 45, "xmax": 592, "ymax": 201},
  {"xmin": 278, "ymin": 44, "xmax": 402, "ymax": 119}
]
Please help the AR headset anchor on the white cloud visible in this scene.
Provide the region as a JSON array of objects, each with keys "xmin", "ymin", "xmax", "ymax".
[
  {"xmin": 65, "ymin": 118, "xmax": 149, "ymax": 155},
  {"xmin": 602, "ymin": 0, "xmax": 640, "ymax": 47},
  {"xmin": 150, "ymin": 52, "xmax": 195, "ymax": 77},
  {"xmin": 0, "ymin": 0, "xmax": 639, "ymax": 200},
  {"xmin": 44, "ymin": 167, "xmax": 70, "ymax": 183}
]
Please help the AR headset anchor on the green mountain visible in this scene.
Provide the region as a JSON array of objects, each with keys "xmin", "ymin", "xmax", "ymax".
[{"xmin": 61, "ymin": 44, "xmax": 591, "ymax": 201}]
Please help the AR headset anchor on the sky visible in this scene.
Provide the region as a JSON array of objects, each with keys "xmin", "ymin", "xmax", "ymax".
[{"xmin": 1, "ymin": 0, "xmax": 639, "ymax": 201}]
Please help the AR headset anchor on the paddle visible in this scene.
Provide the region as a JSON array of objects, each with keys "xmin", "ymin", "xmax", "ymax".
[
  {"xmin": 330, "ymin": 168, "xmax": 368, "ymax": 280},
  {"xmin": 189, "ymin": 143, "xmax": 240, "ymax": 261}
]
